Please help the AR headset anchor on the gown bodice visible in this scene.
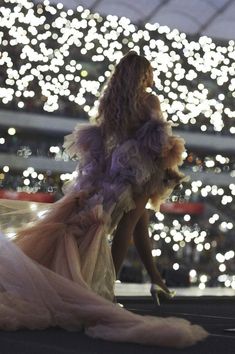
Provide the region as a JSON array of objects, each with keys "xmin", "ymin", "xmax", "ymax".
[{"xmin": 63, "ymin": 116, "xmax": 187, "ymax": 213}]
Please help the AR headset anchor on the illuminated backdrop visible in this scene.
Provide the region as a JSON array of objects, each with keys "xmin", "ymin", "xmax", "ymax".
[{"xmin": 0, "ymin": 0, "xmax": 234, "ymax": 289}]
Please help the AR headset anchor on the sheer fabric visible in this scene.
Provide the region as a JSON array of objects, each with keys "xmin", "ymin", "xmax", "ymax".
[{"xmin": 0, "ymin": 117, "xmax": 208, "ymax": 347}]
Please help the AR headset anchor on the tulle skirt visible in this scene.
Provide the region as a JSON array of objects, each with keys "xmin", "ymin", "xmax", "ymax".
[{"xmin": 0, "ymin": 191, "xmax": 208, "ymax": 348}]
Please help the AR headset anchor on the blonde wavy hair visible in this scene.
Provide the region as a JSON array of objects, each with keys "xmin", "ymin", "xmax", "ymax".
[{"xmin": 95, "ymin": 51, "xmax": 153, "ymax": 139}]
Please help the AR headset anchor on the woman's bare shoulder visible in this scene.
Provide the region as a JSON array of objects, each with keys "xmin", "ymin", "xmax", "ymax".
[
  {"xmin": 144, "ymin": 93, "xmax": 161, "ymax": 111},
  {"xmin": 142, "ymin": 93, "xmax": 164, "ymax": 123}
]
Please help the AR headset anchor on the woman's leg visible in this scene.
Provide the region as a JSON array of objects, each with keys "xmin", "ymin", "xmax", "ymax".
[
  {"xmin": 111, "ymin": 194, "xmax": 149, "ymax": 277},
  {"xmin": 133, "ymin": 210, "xmax": 170, "ymax": 292}
]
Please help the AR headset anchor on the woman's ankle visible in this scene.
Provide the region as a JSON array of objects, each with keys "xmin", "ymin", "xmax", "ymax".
[{"xmin": 150, "ymin": 277, "xmax": 169, "ymax": 292}]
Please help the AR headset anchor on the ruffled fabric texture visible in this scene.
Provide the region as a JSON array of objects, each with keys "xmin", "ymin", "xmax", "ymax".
[
  {"xmin": 0, "ymin": 118, "xmax": 209, "ymax": 348},
  {"xmin": 0, "ymin": 229, "xmax": 208, "ymax": 347},
  {"xmin": 63, "ymin": 124, "xmax": 106, "ymax": 193}
]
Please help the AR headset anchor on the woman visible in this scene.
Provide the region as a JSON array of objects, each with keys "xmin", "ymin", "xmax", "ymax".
[
  {"xmin": 0, "ymin": 51, "xmax": 208, "ymax": 347},
  {"xmin": 101, "ymin": 52, "xmax": 175, "ymax": 297}
]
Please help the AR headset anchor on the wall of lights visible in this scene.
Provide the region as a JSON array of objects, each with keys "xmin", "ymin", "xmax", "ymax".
[{"xmin": 0, "ymin": 0, "xmax": 234, "ymax": 134}]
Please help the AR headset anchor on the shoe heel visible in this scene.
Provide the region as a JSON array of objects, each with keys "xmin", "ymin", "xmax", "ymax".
[
  {"xmin": 150, "ymin": 284, "xmax": 175, "ymax": 306},
  {"xmin": 150, "ymin": 285, "xmax": 160, "ymax": 306}
]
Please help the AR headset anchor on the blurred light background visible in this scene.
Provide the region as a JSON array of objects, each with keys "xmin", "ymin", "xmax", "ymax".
[{"xmin": 0, "ymin": 0, "xmax": 234, "ymax": 289}]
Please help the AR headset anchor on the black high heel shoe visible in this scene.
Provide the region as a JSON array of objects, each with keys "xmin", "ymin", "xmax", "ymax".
[{"xmin": 150, "ymin": 284, "xmax": 176, "ymax": 306}]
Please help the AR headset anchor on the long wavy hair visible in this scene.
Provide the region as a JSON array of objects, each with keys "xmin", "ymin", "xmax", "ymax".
[{"xmin": 95, "ymin": 51, "xmax": 153, "ymax": 139}]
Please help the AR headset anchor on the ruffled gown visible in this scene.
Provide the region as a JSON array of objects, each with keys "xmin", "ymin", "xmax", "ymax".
[{"xmin": 0, "ymin": 117, "xmax": 208, "ymax": 348}]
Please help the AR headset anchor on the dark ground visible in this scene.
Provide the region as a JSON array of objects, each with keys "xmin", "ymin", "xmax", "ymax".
[{"xmin": 0, "ymin": 297, "xmax": 235, "ymax": 354}]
